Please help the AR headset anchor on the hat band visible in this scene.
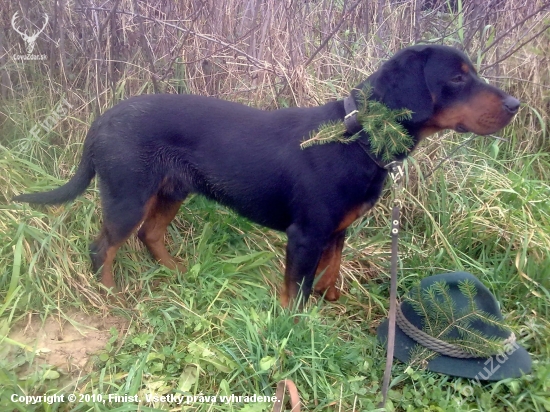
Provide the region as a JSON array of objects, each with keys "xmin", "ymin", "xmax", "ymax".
[{"xmin": 396, "ymin": 303, "xmax": 516, "ymax": 359}]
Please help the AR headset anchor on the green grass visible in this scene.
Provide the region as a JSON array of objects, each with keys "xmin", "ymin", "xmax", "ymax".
[{"xmin": 1, "ymin": 96, "xmax": 549, "ymax": 412}]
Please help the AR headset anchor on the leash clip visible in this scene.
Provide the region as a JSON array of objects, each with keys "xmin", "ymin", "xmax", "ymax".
[
  {"xmin": 386, "ymin": 161, "xmax": 404, "ymax": 185},
  {"xmin": 387, "ymin": 161, "xmax": 404, "ymax": 208}
]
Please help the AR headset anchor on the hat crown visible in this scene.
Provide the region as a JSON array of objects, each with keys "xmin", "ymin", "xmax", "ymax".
[{"xmin": 403, "ymin": 272, "xmax": 512, "ymax": 358}]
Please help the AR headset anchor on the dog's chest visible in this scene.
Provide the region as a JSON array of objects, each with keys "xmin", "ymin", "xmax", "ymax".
[{"xmin": 335, "ymin": 202, "xmax": 373, "ymax": 232}]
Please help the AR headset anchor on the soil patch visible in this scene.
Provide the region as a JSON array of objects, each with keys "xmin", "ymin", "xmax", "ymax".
[{"xmin": 6, "ymin": 310, "xmax": 129, "ymax": 378}]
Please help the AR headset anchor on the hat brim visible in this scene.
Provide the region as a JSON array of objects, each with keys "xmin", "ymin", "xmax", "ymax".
[{"xmin": 377, "ymin": 319, "xmax": 532, "ymax": 380}]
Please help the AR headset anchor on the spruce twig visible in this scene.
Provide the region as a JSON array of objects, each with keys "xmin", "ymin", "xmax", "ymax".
[
  {"xmin": 301, "ymin": 86, "xmax": 414, "ymax": 161},
  {"xmin": 407, "ymin": 280, "xmax": 512, "ymax": 366},
  {"xmin": 300, "ymin": 121, "xmax": 350, "ymax": 149}
]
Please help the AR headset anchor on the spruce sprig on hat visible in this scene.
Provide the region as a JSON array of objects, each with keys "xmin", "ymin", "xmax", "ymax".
[{"xmin": 407, "ymin": 280, "xmax": 512, "ymax": 366}]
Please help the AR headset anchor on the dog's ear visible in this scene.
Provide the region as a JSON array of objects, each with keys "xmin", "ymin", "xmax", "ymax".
[{"xmin": 365, "ymin": 48, "xmax": 434, "ymax": 125}]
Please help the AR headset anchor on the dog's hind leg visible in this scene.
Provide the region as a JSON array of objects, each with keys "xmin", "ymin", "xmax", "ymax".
[
  {"xmin": 137, "ymin": 194, "xmax": 186, "ymax": 272},
  {"xmin": 90, "ymin": 196, "xmax": 157, "ymax": 288}
]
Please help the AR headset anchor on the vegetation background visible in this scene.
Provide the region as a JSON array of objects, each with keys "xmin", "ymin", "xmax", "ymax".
[{"xmin": 0, "ymin": 0, "xmax": 549, "ymax": 410}]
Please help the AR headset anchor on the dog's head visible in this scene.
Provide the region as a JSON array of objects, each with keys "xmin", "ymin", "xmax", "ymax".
[{"xmin": 359, "ymin": 45, "xmax": 519, "ymax": 138}]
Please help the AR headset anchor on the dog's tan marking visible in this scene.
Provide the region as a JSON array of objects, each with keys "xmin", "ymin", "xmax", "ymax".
[
  {"xmin": 314, "ymin": 235, "xmax": 344, "ymax": 301},
  {"xmin": 336, "ymin": 202, "xmax": 372, "ymax": 232},
  {"xmin": 137, "ymin": 197, "xmax": 186, "ymax": 272}
]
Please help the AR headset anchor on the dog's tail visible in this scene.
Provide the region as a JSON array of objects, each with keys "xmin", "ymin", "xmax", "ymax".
[{"xmin": 13, "ymin": 147, "xmax": 96, "ymax": 205}]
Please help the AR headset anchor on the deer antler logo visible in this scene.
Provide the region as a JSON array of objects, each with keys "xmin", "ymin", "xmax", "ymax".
[{"xmin": 11, "ymin": 12, "xmax": 48, "ymax": 55}]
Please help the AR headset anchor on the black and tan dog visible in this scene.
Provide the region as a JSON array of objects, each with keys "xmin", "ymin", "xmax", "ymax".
[{"xmin": 14, "ymin": 45, "xmax": 519, "ymax": 307}]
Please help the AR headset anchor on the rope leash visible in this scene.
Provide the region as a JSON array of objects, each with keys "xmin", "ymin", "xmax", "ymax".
[{"xmin": 395, "ymin": 303, "xmax": 517, "ymax": 358}]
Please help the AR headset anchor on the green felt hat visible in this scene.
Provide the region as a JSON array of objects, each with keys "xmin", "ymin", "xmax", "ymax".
[{"xmin": 377, "ymin": 272, "xmax": 531, "ymax": 380}]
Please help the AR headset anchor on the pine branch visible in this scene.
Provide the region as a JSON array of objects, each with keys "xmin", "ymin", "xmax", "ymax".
[{"xmin": 301, "ymin": 85, "xmax": 413, "ymax": 160}]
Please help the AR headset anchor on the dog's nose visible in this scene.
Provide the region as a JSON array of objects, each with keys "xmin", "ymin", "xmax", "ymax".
[{"xmin": 503, "ymin": 96, "xmax": 520, "ymax": 114}]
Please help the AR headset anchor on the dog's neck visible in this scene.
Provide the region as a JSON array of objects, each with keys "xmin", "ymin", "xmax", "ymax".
[{"xmin": 342, "ymin": 95, "xmax": 397, "ymax": 170}]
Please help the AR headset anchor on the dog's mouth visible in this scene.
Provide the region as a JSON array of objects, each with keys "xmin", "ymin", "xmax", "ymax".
[
  {"xmin": 454, "ymin": 111, "xmax": 515, "ymax": 135},
  {"xmin": 455, "ymin": 124, "xmax": 469, "ymax": 133}
]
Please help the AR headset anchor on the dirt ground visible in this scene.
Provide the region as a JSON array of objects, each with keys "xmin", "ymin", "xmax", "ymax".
[{"xmin": 6, "ymin": 310, "xmax": 129, "ymax": 378}]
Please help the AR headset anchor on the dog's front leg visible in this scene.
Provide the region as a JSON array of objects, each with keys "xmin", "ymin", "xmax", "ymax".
[
  {"xmin": 313, "ymin": 229, "xmax": 345, "ymax": 301},
  {"xmin": 282, "ymin": 224, "xmax": 327, "ymax": 309}
]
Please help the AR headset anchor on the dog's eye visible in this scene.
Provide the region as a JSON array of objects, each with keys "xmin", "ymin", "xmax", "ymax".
[{"xmin": 450, "ymin": 75, "xmax": 465, "ymax": 84}]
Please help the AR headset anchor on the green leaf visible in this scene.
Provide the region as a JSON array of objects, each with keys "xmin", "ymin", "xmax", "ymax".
[
  {"xmin": 259, "ymin": 355, "xmax": 276, "ymax": 371},
  {"xmin": 42, "ymin": 369, "xmax": 60, "ymax": 380},
  {"xmin": 178, "ymin": 365, "xmax": 198, "ymax": 392}
]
